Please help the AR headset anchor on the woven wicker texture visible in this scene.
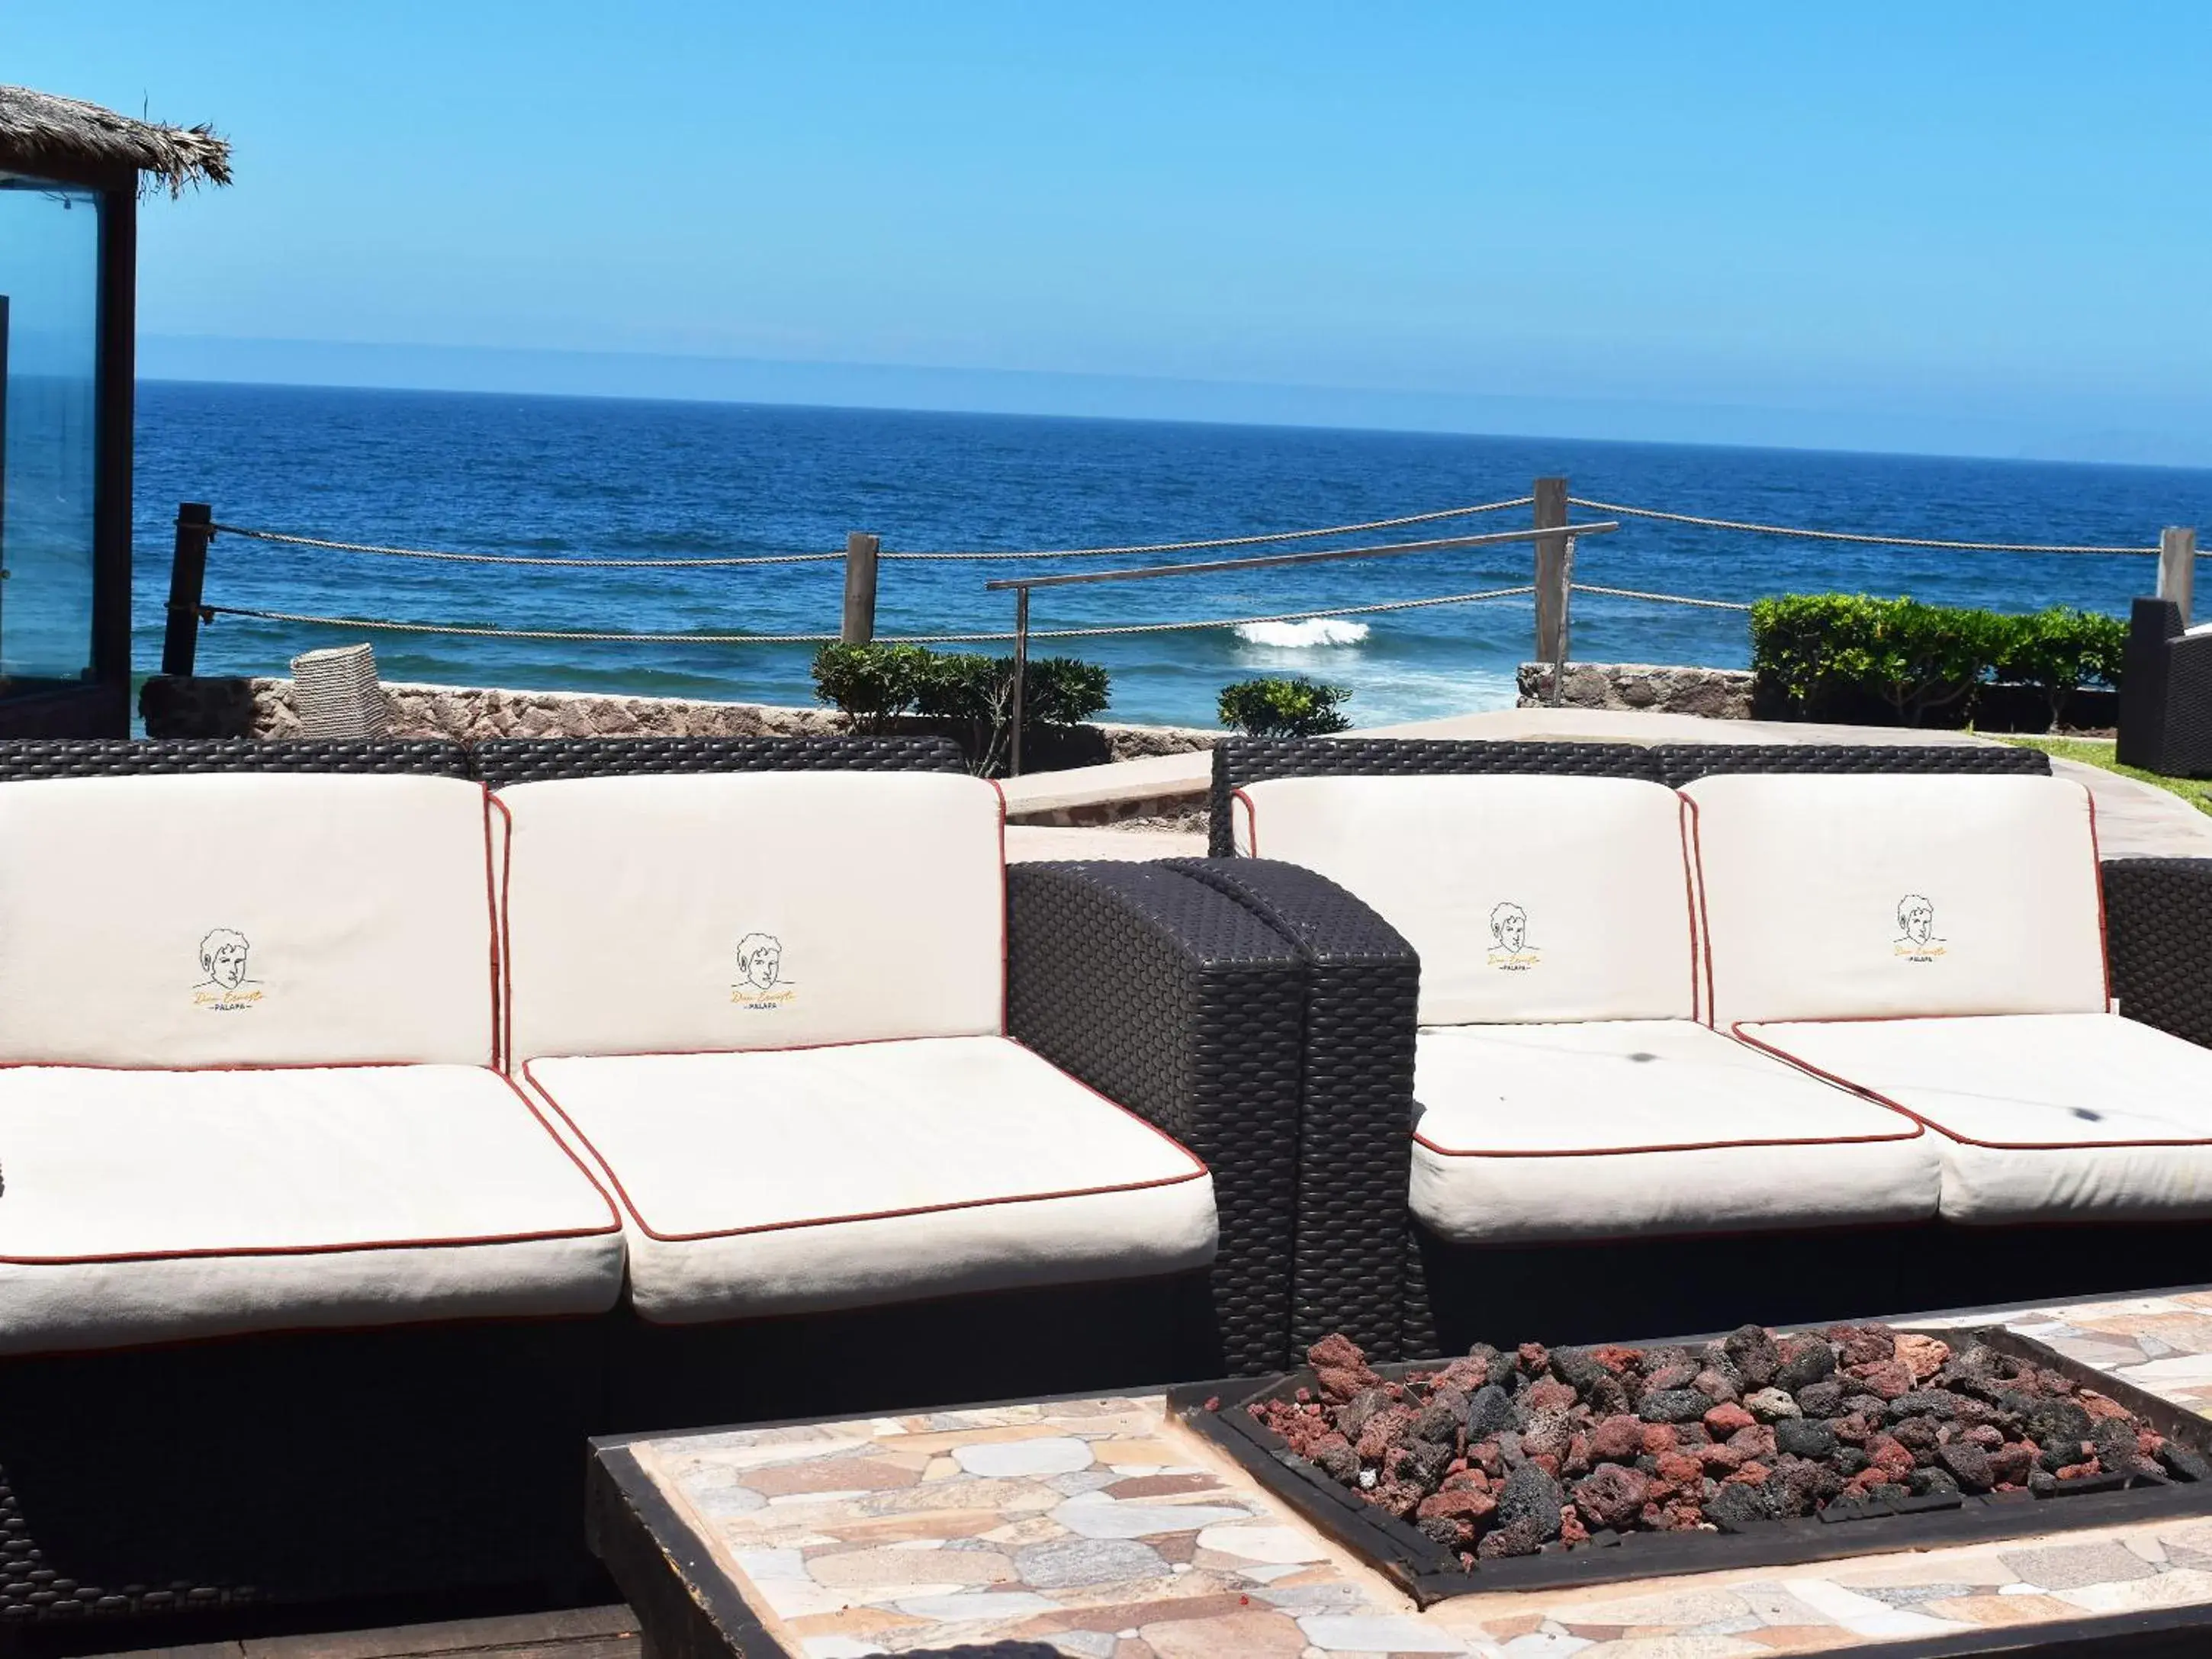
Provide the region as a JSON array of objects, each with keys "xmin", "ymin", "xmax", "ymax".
[
  {"xmin": 1168, "ymin": 858, "xmax": 1420, "ymax": 1362},
  {"xmin": 470, "ymin": 734, "xmax": 966, "ymax": 786},
  {"xmin": 1653, "ymin": 742, "xmax": 2051, "ymax": 788},
  {"xmin": 1006, "ymin": 861, "xmax": 1306, "ymax": 1375},
  {"xmin": 0, "ymin": 738, "xmax": 469, "ymax": 780},
  {"xmin": 0, "ymin": 1465, "xmax": 244, "ymax": 1622},
  {"xmin": 2117, "ymin": 600, "xmax": 2212, "ymax": 778},
  {"xmin": 1207, "ymin": 738, "xmax": 1664, "ymax": 855},
  {"xmin": 2104, "ymin": 857, "xmax": 2212, "ymax": 1050}
]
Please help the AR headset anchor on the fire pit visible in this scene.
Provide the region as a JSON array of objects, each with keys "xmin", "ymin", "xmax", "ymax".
[{"xmin": 1174, "ymin": 1322, "xmax": 2212, "ymax": 1603}]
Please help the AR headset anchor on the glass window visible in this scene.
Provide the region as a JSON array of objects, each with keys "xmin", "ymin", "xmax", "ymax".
[{"xmin": 0, "ymin": 175, "xmax": 101, "ymax": 687}]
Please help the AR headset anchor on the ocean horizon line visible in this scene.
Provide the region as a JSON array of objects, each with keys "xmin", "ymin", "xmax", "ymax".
[{"xmin": 134, "ymin": 336, "xmax": 2212, "ymax": 477}]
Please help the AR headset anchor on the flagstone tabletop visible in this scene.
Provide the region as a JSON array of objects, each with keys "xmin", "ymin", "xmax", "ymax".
[{"xmin": 590, "ymin": 1288, "xmax": 2212, "ymax": 1658}]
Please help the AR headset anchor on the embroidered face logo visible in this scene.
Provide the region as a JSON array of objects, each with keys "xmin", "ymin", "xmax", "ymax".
[
  {"xmin": 1894, "ymin": 894, "xmax": 1946, "ymax": 960},
  {"xmin": 1487, "ymin": 901, "xmax": 1539, "ymax": 970},
  {"xmin": 195, "ymin": 928, "xmax": 264, "ymax": 1009},
  {"xmin": 731, "ymin": 932, "xmax": 796, "ymax": 1006}
]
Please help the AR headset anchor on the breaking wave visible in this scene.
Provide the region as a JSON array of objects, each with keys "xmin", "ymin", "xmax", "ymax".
[{"xmin": 1232, "ymin": 618, "xmax": 1371, "ymax": 648}]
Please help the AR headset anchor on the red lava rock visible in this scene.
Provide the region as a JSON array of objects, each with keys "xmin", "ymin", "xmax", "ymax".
[
  {"xmin": 1572, "ymin": 1464, "xmax": 1648, "ymax": 1530},
  {"xmin": 1699, "ymin": 1442, "xmax": 1746, "ymax": 1474},
  {"xmin": 1286, "ymin": 1323, "xmax": 2166, "ymax": 1569},
  {"xmin": 1590, "ymin": 1415, "xmax": 1644, "ymax": 1462},
  {"xmin": 1728, "ymin": 1424, "xmax": 1778, "ymax": 1461},
  {"xmin": 1850, "ymin": 1360, "xmax": 1915, "ymax": 1400},
  {"xmin": 1831, "ymin": 1326, "xmax": 1900, "ymax": 1369},
  {"xmin": 1436, "ymin": 1356, "xmax": 1491, "ymax": 1394},
  {"xmin": 1522, "ymin": 1378, "xmax": 1578, "ymax": 1413},
  {"xmin": 1893, "ymin": 1334, "xmax": 1951, "ymax": 1381},
  {"xmin": 1703, "ymin": 1402, "xmax": 1757, "ymax": 1437},
  {"xmin": 1990, "ymin": 1442, "xmax": 2038, "ymax": 1487},
  {"xmin": 1372, "ymin": 1478, "xmax": 1426, "ymax": 1517},
  {"xmin": 1416, "ymin": 1486, "xmax": 1497, "ymax": 1526},
  {"xmin": 1310, "ymin": 1333, "xmax": 1378, "ymax": 1377},
  {"xmin": 1866, "ymin": 1435, "xmax": 1917, "ymax": 1481}
]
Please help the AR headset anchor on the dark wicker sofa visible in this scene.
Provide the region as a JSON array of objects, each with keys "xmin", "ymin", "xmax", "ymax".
[
  {"xmin": 1197, "ymin": 736, "xmax": 2212, "ymax": 1359},
  {"xmin": 2117, "ymin": 596, "xmax": 2212, "ymax": 779},
  {"xmin": 0, "ymin": 737, "xmax": 1317, "ymax": 1649}
]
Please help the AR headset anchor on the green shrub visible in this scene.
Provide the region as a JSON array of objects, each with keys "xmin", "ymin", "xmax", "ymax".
[
  {"xmin": 1217, "ymin": 675, "xmax": 1353, "ymax": 737},
  {"xmin": 1749, "ymin": 594, "xmax": 2127, "ymax": 727},
  {"xmin": 809, "ymin": 641, "xmax": 931, "ymax": 733},
  {"xmin": 1995, "ymin": 606, "xmax": 2129, "ymax": 725},
  {"xmin": 814, "ymin": 643, "xmax": 1111, "ymax": 772}
]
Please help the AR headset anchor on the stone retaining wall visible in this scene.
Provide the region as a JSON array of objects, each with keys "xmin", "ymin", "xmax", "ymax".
[
  {"xmin": 137, "ymin": 675, "xmax": 1220, "ymax": 762},
  {"xmin": 1516, "ymin": 661, "xmax": 1756, "ymax": 719}
]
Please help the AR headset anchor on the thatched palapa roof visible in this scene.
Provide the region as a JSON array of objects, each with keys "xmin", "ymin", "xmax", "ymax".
[{"xmin": 0, "ymin": 84, "xmax": 230, "ymax": 197}]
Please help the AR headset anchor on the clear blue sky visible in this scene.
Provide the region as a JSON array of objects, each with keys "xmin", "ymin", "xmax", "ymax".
[{"xmin": 13, "ymin": 4, "xmax": 2212, "ymax": 462}]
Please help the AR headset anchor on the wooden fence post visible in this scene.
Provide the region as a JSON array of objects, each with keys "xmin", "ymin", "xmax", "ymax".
[
  {"xmin": 2159, "ymin": 526, "xmax": 2198, "ymax": 625},
  {"xmin": 1532, "ymin": 477, "xmax": 1570, "ymax": 701},
  {"xmin": 161, "ymin": 502, "xmax": 214, "ymax": 677},
  {"xmin": 841, "ymin": 532, "xmax": 881, "ymax": 644}
]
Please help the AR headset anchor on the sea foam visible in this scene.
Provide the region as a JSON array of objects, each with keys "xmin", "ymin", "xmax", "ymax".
[{"xmin": 1233, "ymin": 618, "xmax": 1371, "ymax": 648}]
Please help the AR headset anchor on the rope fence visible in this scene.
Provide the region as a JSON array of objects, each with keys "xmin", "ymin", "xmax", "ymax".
[
  {"xmin": 1567, "ymin": 497, "xmax": 2160, "ymax": 556},
  {"xmin": 201, "ymin": 584, "xmax": 1540, "ymax": 648},
  {"xmin": 205, "ymin": 494, "xmax": 1539, "ymax": 571},
  {"xmin": 163, "ymin": 476, "xmax": 2201, "ymax": 751}
]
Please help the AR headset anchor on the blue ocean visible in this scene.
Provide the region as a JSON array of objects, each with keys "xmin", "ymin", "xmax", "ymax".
[{"xmin": 132, "ymin": 382, "xmax": 2212, "ymax": 728}]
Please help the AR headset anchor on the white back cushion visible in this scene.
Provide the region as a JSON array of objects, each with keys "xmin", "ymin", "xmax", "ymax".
[
  {"xmin": 1684, "ymin": 772, "xmax": 2106, "ymax": 1027},
  {"xmin": 0, "ymin": 774, "xmax": 496, "ymax": 1067},
  {"xmin": 503, "ymin": 771, "xmax": 1005, "ymax": 1060},
  {"xmin": 1236, "ymin": 774, "xmax": 1699, "ymax": 1024}
]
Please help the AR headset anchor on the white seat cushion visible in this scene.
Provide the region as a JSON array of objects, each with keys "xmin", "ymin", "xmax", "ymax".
[
  {"xmin": 500, "ymin": 771, "xmax": 1005, "ymax": 1061},
  {"xmin": 1683, "ymin": 773, "xmax": 2108, "ymax": 1027},
  {"xmin": 1740, "ymin": 1014, "xmax": 2212, "ymax": 1223},
  {"xmin": 0, "ymin": 773, "xmax": 498, "ymax": 1067},
  {"xmin": 1233, "ymin": 774, "xmax": 1700, "ymax": 1024},
  {"xmin": 523, "ymin": 1036, "xmax": 1217, "ymax": 1321},
  {"xmin": 1409, "ymin": 1021, "xmax": 1939, "ymax": 1243},
  {"xmin": 0, "ymin": 1066, "xmax": 623, "ymax": 1354}
]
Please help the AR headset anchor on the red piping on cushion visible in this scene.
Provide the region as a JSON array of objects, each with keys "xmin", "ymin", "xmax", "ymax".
[
  {"xmin": 1731, "ymin": 1014, "xmax": 2212, "ymax": 1150},
  {"xmin": 2087, "ymin": 786, "xmax": 2113, "ymax": 1010},
  {"xmin": 1410, "ymin": 1022, "xmax": 1925, "ymax": 1158},
  {"xmin": 499, "ymin": 773, "xmax": 1008, "ymax": 1065},
  {"xmin": 1233, "ymin": 788, "xmax": 1258, "ymax": 857},
  {"xmin": 1684, "ymin": 791, "xmax": 1718, "ymax": 1027},
  {"xmin": 520, "ymin": 1036, "xmax": 1211, "ymax": 1245},
  {"xmin": 1677, "ymin": 793, "xmax": 1704, "ymax": 1026},
  {"xmin": 0, "ymin": 1068, "xmax": 622, "ymax": 1268},
  {"xmin": 489, "ymin": 789, "xmax": 515, "ymax": 1073}
]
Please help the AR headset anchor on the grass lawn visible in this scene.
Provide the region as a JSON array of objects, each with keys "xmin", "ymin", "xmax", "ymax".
[{"xmin": 1997, "ymin": 735, "xmax": 2212, "ymax": 818}]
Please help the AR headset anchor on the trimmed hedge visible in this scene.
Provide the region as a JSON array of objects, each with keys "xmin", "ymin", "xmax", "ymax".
[
  {"xmin": 1217, "ymin": 675, "xmax": 1353, "ymax": 737},
  {"xmin": 809, "ymin": 642, "xmax": 1111, "ymax": 774},
  {"xmin": 1750, "ymin": 595, "xmax": 2126, "ymax": 727}
]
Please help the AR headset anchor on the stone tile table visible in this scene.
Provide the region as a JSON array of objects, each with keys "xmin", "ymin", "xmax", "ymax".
[{"xmin": 587, "ymin": 1289, "xmax": 2212, "ymax": 1659}]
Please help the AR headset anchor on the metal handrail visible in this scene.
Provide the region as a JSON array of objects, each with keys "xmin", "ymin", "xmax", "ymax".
[{"xmin": 989, "ymin": 519, "xmax": 1621, "ymax": 772}]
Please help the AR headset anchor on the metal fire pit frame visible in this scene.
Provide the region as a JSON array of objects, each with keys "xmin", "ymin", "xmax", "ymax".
[{"xmin": 1169, "ymin": 1326, "xmax": 2212, "ymax": 1606}]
